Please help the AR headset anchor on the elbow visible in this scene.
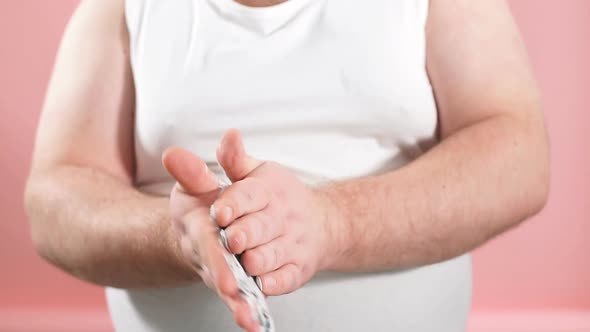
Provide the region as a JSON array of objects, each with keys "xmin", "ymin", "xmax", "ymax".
[
  {"xmin": 526, "ymin": 169, "xmax": 550, "ymax": 218},
  {"xmin": 507, "ymin": 109, "xmax": 551, "ymax": 221},
  {"xmin": 494, "ymin": 114, "xmax": 551, "ymax": 231},
  {"xmin": 533, "ymin": 162, "xmax": 550, "ymax": 213},
  {"xmin": 24, "ymin": 175, "xmax": 57, "ymax": 264},
  {"xmin": 496, "ymin": 149, "xmax": 549, "ymax": 234},
  {"xmin": 528, "ymin": 125, "xmax": 551, "ymax": 217},
  {"xmin": 30, "ymin": 232, "xmax": 54, "ymax": 267},
  {"xmin": 518, "ymin": 131, "xmax": 551, "ymax": 221},
  {"xmin": 24, "ymin": 170, "xmax": 103, "ymax": 285}
]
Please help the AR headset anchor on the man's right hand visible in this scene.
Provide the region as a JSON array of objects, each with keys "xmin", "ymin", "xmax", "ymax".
[{"xmin": 162, "ymin": 147, "xmax": 260, "ymax": 332}]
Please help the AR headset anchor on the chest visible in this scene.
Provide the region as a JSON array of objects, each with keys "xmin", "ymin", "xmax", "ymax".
[{"xmin": 130, "ymin": 0, "xmax": 437, "ymax": 181}]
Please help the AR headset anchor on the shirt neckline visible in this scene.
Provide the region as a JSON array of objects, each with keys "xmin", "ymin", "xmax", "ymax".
[{"xmin": 213, "ymin": 0, "xmax": 312, "ymax": 19}]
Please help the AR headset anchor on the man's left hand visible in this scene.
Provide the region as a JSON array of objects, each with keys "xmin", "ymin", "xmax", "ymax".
[{"xmin": 212, "ymin": 129, "xmax": 342, "ymax": 296}]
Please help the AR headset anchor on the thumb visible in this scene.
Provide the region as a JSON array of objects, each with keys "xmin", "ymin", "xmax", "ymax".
[
  {"xmin": 216, "ymin": 129, "xmax": 263, "ymax": 182},
  {"xmin": 162, "ymin": 147, "xmax": 220, "ymax": 195}
]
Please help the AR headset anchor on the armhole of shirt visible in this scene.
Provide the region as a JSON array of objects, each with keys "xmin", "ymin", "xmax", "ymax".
[
  {"xmin": 124, "ymin": 0, "xmax": 146, "ymax": 65},
  {"xmin": 418, "ymin": 0, "xmax": 430, "ymax": 32},
  {"xmin": 414, "ymin": 0, "xmax": 430, "ymax": 63}
]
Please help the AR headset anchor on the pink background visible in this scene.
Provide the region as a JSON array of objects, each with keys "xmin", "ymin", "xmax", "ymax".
[{"xmin": 1, "ymin": 1, "xmax": 588, "ymax": 331}]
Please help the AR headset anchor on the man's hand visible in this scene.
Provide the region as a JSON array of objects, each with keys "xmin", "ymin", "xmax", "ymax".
[
  {"xmin": 162, "ymin": 148, "xmax": 260, "ymax": 332},
  {"xmin": 211, "ymin": 129, "xmax": 342, "ymax": 296}
]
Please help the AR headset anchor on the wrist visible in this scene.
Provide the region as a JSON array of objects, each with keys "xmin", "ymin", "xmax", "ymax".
[
  {"xmin": 313, "ymin": 185, "xmax": 351, "ymax": 271},
  {"xmin": 156, "ymin": 200, "xmax": 200, "ymax": 284}
]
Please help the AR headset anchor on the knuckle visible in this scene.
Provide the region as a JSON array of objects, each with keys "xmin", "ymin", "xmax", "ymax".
[
  {"xmin": 284, "ymin": 264, "xmax": 299, "ymax": 291},
  {"xmin": 221, "ymin": 196, "xmax": 239, "ymax": 213},
  {"xmin": 242, "ymin": 250, "xmax": 262, "ymax": 275},
  {"xmin": 237, "ymin": 179, "xmax": 258, "ymax": 201},
  {"xmin": 252, "ymin": 248, "xmax": 268, "ymax": 273},
  {"xmin": 257, "ymin": 216, "xmax": 271, "ymax": 241},
  {"xmin": 261, "ymin": 244, "xmax": 278, "ymax": 272},
  {"xmin": 274, "ymin": 274, "xmax": 286, "ymax": 292},
  {"xmin": 271, "ymin": 245, "xmax": 280, "ymax": 269},
  {"xmin": 298, "ymin": 263, "xmax": 311, "ymax": 281},
  {"xmin": 243, "ymin": 189, "xmax": 255, "ymax": 204},
  {"xmin": 237, "ymin": 188, "xmax": 254, "ymax": 203},
  {"xmin": 256, "ymin": 182, "xmax": 272, "ymax": 202},
  {"xmin": 220, "ymin": 185, "xmax": 245, "ymax": 206},
  {"xmin": 288, "ymin": 266, "xmax": 300, "ymax": 288},
  {"xmin": 242, "ymin": 220, "xmax": 258, "ymax": 246},
  {"xmin": 242, "ymin": 178, "xmax": 270, "ymax": 205},
  {"xmin": 245, "ymin": 214, "xmax": 266, "ymax": 244},
  {"xmin": 293, "ymin": 278, "xmax": 302, "ymax": 292},
  {"xmin": 225, "ymin": 228, "xmax": 243, "ymax": 253}
]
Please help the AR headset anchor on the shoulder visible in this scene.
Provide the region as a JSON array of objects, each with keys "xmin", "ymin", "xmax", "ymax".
[{"xmin": 69, "ymin": 0, "xmax": 129, "ymax": 54}]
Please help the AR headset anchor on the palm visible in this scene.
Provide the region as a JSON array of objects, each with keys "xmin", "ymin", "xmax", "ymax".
[
  {"xmin": 169, "ymin": 184, "xmax": 218, "ymax": 233},
  {"xmin": 169, "ymin": 185, "xmax": 220, "ymax": 279},
  {"xmin": 162, "ymin": 147, "xmax": 259, "ymax": 332}
]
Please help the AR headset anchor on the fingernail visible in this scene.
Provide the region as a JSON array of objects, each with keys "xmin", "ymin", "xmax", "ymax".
[
  {"xmin": 255, "ymin": 276, "xmax": 263, "ymax": 291},
  {"xmin": 219, "ymin": 229, "xmax": 230, "ymax": 251}
]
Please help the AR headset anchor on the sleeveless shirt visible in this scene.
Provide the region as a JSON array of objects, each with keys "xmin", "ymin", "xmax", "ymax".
[{"xmin": 106, "ymin": 0, "xmax": 472, "ymax": 331}]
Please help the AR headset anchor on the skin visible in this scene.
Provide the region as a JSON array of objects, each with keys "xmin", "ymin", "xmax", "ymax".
[
  {"xmin": 234, "ymin": 0, "xmax": 289, "ymax": 6},
  {"xmin": 25, "ymin": 0, "xmax": 549, "ymax": 331}
]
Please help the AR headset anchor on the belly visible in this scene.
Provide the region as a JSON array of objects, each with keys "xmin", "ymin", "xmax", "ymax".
[{"xmin": 106, "ymin": 254, "xmax": 471, "ymax": 332}]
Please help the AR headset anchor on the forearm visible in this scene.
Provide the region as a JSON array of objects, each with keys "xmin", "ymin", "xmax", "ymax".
[
  {"xmin": 25, "ymin": 165, "xmax": 199, "ymax": 288},
  {"xmin": 322, "ymin": 114, "xmax": 549, "ymax": 271}
]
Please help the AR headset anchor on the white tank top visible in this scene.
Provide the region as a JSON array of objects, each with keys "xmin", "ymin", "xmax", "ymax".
[{"xmin": 106, "ymin": 0, "xmax": 472, "ymax": 331}]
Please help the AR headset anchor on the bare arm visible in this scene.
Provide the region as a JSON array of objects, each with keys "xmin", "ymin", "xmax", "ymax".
[
  {"xmin": 149, "ymin": 0, "xmax": 549, "ymax": 297},
  {"xmin": 323, "ymin": 0, "xmax": 550, "ymax": 271},
  {"xmin": 24, "ymin": 0, "xmax": 196, "ymax": 288}
]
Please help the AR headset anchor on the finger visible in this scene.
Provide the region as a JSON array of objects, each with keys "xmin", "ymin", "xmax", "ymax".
[
  {"xmin": 224, "ymin": 210, "xmax": 283, "ymax": 254},
  {"xmin": 257, "ymin": 263, "xmax": 304, "ymax": 296},
  {"xmin": 241, "ymin": 236, "xmax": 291, "ymax": 276},
  {"xmin": 162, "ymin": 147, "xmax": 219, "ymax": 195},
  {"xmin": 181, "ymin": 212, "xmax": 259, "ymax": 331},
  {"xmin": 218, "ymin": 292, "xmax": 257, "ymax": 331},
  {"xmin": 232, "ymin": 301, "xmax": 259, "ymax": 332},
  {"xmin": 207, "ymin": 239, "xmax": 240, "ymax": 298},
  {"xmin": 217, "ymin": 129, "xmax": 263, "ymax": 182},
  {"xmin": 184, "ymin": 213, "xmax": 239, "ymax": 297},
  {"xmin": 179, "ymin": 235, "xmax": 201, "ymax": 268},
  {"xmin": 212, "ymin": 178, "xmax": 271, "ymax": 227}
]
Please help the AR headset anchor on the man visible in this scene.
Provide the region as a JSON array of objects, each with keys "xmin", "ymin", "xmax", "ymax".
[{"xmin": 25, "ymin": 0, "xmax": 549, "ymax": 331}]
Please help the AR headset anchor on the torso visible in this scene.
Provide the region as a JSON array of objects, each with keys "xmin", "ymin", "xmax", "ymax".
[{"xmin": 107, "ymin": 0, "xmax": 472, "ymax": 330}]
